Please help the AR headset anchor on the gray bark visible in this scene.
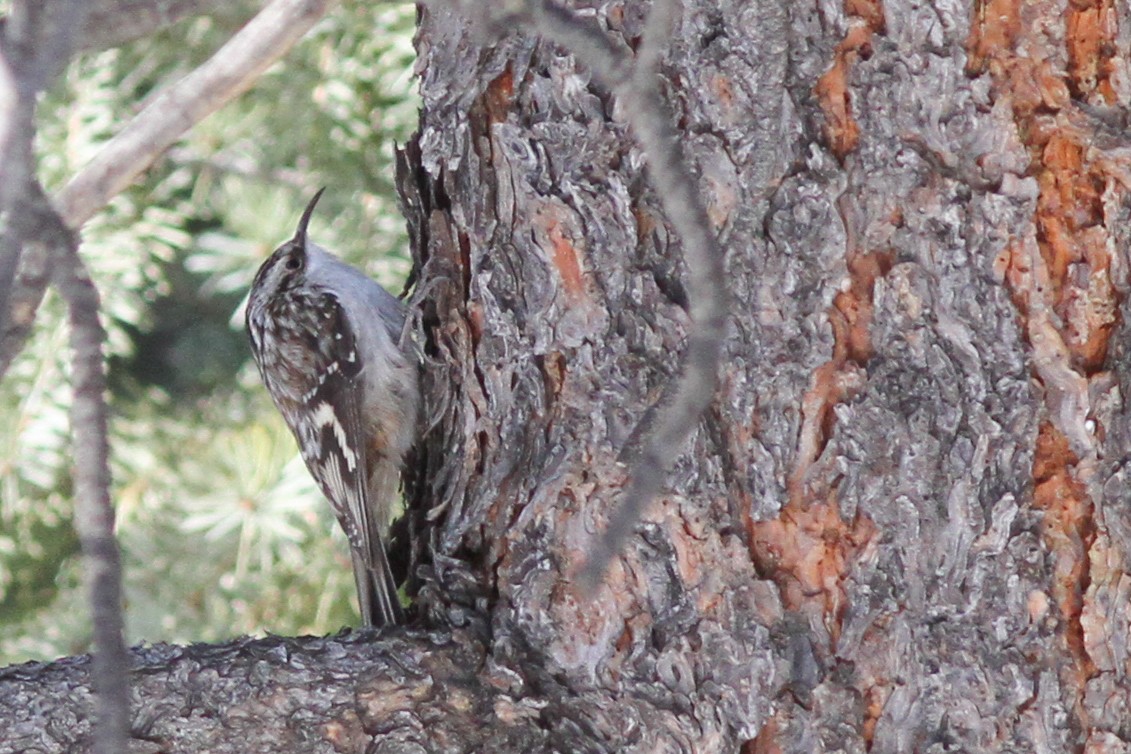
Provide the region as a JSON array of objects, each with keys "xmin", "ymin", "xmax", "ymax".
[
  {"xmin": 402, "ymin": 0, "xmax": 1131, "ymax": 751},
  {"xmin": 2, "ymin": 631, "xmax": 555, "ymax": 753},
  {"xmin": 5, "ymin": 0, "xmax": 1131, "ymax": 753}
]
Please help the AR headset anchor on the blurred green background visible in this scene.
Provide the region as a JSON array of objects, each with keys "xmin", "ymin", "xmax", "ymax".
[{"xmin": 0, "ymin": 1, "xmax": 419, "ymax": 662}]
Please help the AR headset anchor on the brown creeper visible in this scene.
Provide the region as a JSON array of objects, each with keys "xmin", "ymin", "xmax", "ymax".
[{"xmin": 245, "ymin": 189, "xmax": 417, "ymax": 627}]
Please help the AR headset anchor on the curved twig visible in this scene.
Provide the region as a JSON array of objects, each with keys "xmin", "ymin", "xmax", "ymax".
[
  {"xmin": 3, "ymin": 0, "xmax": 333, "ymax": 376},
  {"xmin": 428, "ymin": 0, "xmax": 728, "ymax": 585},
  {"xmin": 524, "ymin": 1, "xmax": 728, "ymax": 585}
]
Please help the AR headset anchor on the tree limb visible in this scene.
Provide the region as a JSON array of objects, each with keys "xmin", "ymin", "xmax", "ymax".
[
  {"xmin": 0, "ymin": 630, "xmax": 545, "ymax": 753},
  {"xmin": 0, "ymin": 625, "xmax": 728, "ymax": 752},
  {"xmin": 0, "ymin": 14, "xmax": 128, "ymax": 744},
  {"xmin": 55, "ymin": 0, "xmax": 335, "ymax": 229},
  {"xmin": 2, "ymin": 2, "xmax": 345, "ymax": 747},
  {"xmin": 0, "ymin": 47, "xmax": 35, "ymax": 379},
  {"xmin": 46, "ymin": 195, "xmax": 131, "ymax": 754}
]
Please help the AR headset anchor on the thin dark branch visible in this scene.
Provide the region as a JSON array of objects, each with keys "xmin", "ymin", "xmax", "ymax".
[
  {"xmin": 0, "ymin": 1, "xmax": 340, "ymax": 746},
  {"xmin": 623, "ymin": 52, "xmax": 723, "ymax": 584},
  {"xmin": 30, "ymin": 185, "xmax": 130, "ymax": 754},
  {"xmin": 1, "ymin": 2, "xmax": 340, "ymax": 747},
  {"xmin": 0, "ymin": 86, "xmax": 36, "ymax": 379},
  {"xmin": 577, "ymin": 79, "xmax": 727, "ymax": 584},
  {"xmin": 0, "ymin": 224, "xmax": 50, "ymax": 377},
  {"xmin": 0, "ymin": 1, "xmax": 251, "ymax": 58},
  {"xmin": 4, "ymin": 7, "xmax": 129, "ymax": 750}
]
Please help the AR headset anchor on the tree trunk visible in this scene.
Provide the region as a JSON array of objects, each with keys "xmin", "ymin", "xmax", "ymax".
[
  {"xmin": 5, "ymin": 1, "xmax": 1131, "ymax": 752},
  {"xmin": 402, "ymin": 0, "xmax": 1131, "ymax": 750}
]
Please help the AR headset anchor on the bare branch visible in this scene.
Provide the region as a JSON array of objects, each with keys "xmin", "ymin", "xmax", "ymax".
[
  {"xmin": 0, "ymin": 626, "xmax": 718, "ymax": 752},
  {"xmin": 55, "ymin": 0, "xmax": 335, "ymax": 229},
  {"xmin": 0, "ymin": 2, "xmax": 58, "ymax": 377},
  {"xmin": 2, "ymin": 2, "xmax": 347, "ymax": 746},
  {"xmin": 2, "ymin": 0, "xmax": 332, "ymax": 375},
  {"xmin": 0, "ymin": 56, "xmax": 34, "ymax": 378},
  {"xmin": 10, "ymin": 2, "xmax": 91, "ymax": 89},
  {"xmin": 12, "ymin": 183, "xmax": 130, "ymax": 754},
  {"xmin": 0, "ymin": 223, "xmax": 50, "ymax": 376},
  {"xmin": 0, "ymin": 631, "xmax": 539, "ymax": 753},
  {"xmin": 0, "ymin": 17, "xmax": 131, "ymax": 743}
]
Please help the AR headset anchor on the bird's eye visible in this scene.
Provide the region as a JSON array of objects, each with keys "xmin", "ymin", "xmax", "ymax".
[{"xmin": 284, "ymin": 256, "xmax": 301, "ymax": 271}]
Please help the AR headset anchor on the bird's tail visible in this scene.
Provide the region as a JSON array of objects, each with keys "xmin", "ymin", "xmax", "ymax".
[
  {"xmin": 351, "ymin": 543, "xmax": 403, "ymax": 627},
  {"xmin": 350, "ymin": 455, "xmax": 404, "ymax": 627}
]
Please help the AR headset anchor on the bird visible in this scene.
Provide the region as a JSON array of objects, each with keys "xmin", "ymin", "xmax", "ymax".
[{"xmin": 245, "ymin": 188, "xmax": 418, "ymax": 627}]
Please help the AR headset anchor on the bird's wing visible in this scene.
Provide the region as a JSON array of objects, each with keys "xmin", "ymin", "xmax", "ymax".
[
  {"xmin": 294, "ymin": 291, "xmax": 376, "ymax": 566},
  {"xmin": 288, "ymin": 290, "xmax": 401, "ymax": 626}
]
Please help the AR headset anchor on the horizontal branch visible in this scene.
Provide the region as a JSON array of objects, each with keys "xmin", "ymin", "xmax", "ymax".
[{"xmin": 0, "ymin": 630, "xmax": 671, "ymax": 753}]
